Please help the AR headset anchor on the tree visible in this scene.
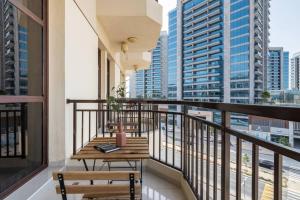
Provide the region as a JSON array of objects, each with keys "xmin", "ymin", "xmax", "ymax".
[
  {"xmin": 278, "ymin": 136, "xmax": 290, "ymax": 147},
  {"xmin": 261, "ymin": 91, "xmax": 271, "ymax": 103}
]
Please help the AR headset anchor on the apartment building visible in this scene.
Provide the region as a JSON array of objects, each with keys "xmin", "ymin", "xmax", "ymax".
[
  {"xmin": 174, "ymin": 0, "xmax": 270, "ymax": 104},
  {"xmin": 0, "ymin": 1, "xmax": 300, "ymax": 200},
  {"xmin": 135, "ymin": 32, "xmax": 168, "ymax": 99},
  {"xmin": 267, "ymin": 47, "xmax": 289, "ymax": 90},
  {"xmin": 291, "ymin": 52, "xmax": 300, "ymax": 90},
  {"xmin": 168, "ymin": 8, "xmax": 178, "ymax": 100}
]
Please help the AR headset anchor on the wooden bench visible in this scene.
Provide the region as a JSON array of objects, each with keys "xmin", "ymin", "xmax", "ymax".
[{"xmin": 53, "ymin": 171, "xmax": 141, "ymax": 200}]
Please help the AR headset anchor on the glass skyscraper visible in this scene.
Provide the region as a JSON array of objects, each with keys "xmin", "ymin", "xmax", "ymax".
[
  {"xmin": 135, "ymin": 32, "xmax": 168, "ymax": 99},
  {"xmin": 182, "ymin": 0, "xmax": 224, "ymax": 102},
  {"xmin": 177, "ymin": 0, "xmax": 270, "ymax": 104},
  {"xmin": 267, "ymin": 47, "xmax": 289, "ymax": 91},
  {"xmin": 168, "ymin": 9, "xmax": 177, "ymax": 100}
]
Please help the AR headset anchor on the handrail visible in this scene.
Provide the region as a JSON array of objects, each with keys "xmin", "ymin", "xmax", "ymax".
[{"xmin": 67, "ymin": 98, "xmax": 300, "ymax": 122}]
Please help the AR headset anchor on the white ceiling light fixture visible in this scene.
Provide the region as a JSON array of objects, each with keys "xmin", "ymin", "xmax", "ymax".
[{"xmin": 127, "ymin": 37, "xmax": 137, "ymax": 43}]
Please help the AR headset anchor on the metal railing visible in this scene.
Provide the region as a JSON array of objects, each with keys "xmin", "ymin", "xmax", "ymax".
[
  {"xmin": 0, "ymin": 106, "xmax": 26, "ymax": 158},
  {"xmin": 67, "ymin": 99, "xmax": 300, "ymax": 200}
]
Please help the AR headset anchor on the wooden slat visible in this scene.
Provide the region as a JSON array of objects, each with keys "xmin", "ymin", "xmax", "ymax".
[
  {"xmin": 55, "ymin": 184, "xmax": 141, "ymax": 194},
  {"xmin": 71, "ymin": 154, "xmax": 150, "ymax": 160},
  {"xmin": 89, "ymin": 139, "xmax": 147, "ymax": 143},
  {"xmin": 92, "ymin": 137, "xmax": 147, "ymax": 141},
  {"xmin": 82, "ymin": 146, "xmax": 149, "ymax": 150},
  {"xmin": 86, "ymin": 143, "xmax": 148, "ymax": 147},
  {"xmin": 103, "ymin": 159, "xmax": 141, "ymax": 162},
  {"xmin": 53, "ymin": 171, "xmax": 140, "ymax": 180},
  {"xmin": 83, "ymin": 193, "xmax": 141, "ymax": 199},
  {"xmin": 72, "ymin": 137, "xmax": 149, "ymax": 160},
  {"xmin": 77, "ymin": 150, "xmax": 149, "ymax": 155}
]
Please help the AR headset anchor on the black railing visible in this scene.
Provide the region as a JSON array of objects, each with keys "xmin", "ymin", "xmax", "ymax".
[
  {"xmin": 67, "ymin": 99, "xmax": 300, "ymax": 200},
  {"xmin": 0, "ymin": 106, "xmax": 26, "ymax": 158}
]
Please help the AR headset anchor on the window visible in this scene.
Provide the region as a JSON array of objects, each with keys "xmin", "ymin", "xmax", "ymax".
[{"xmin": 0, "ymin": 0, "xmax": 47, "ymax": 198}]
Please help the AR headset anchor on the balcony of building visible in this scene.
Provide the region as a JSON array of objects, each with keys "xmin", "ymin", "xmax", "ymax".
[
  {"xmin": 1, "ymin": 0, "xmax": 300, "ymax": 200},
  {"xmin": 2, "ymin": 99, "xmax": 300, "ymax": 200}
]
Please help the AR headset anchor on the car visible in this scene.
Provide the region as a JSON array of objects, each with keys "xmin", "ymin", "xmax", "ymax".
[{"xmin": 259, "ymin": 160, "xmax": 274, "ymax": 170}]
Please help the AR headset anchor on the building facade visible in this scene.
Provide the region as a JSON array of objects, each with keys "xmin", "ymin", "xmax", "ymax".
[
  {"xmin": 135, "ymin": 32, "xmax": 168, "ymax": 99},
  {"xmin": 176, "ymin": 0, "xmax": 270, "ymax": 104},
  {"xmin": 168, "ymin": 9, "xmax": 178, "ymax": 99},
  {"xmin": 291, "ymin": 52, "xmax": 300, "ymax": 90},
  {"xmin": 0, "ymin": 0, "xmax": 29, "ymax": 95},
  {"xmin": 267, "ymin": 47, "xmax": 289, "ymax": 91}
]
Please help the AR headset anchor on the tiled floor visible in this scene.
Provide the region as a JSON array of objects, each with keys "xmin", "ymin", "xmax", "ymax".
[{"xmin": 29, "ymin": 170, "xmax": 186, "ymax": 200}]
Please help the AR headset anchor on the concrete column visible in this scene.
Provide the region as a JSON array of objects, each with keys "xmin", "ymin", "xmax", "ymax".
[
  {"xmin": 48, "ymin": 0, "xmax": 66, "ymax": 163},
  {"xmin": 100, "ymin": 50, "xmax": 108, "ymax": 99},
  {"xmin": 249, "ymin": 0, "xmax": 255, "ymax": 104},
  {"xmin": 223, "ymin": 0, "xmax": 231, "ymax": 103},
  {"xmin": 176, "ymin": 0, "xmax": 182, "ymax": 101}
]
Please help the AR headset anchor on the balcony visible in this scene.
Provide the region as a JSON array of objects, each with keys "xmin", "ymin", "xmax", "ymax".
[
  {"xmin": 2, "ymin": 99, "xmax": 300, "ymax": 199},
  {"xmin": 121, "ymin": 52, "xmax": 152, "ymax": 72},
  {"xmin": 96, "ymin": 0, "xmax": 162, "ymax": 52}
]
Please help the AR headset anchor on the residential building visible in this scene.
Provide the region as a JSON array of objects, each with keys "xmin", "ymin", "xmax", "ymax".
[
  {"xmin": 176, "ymin": 0, "xmax": 270, "ymax": 104},
  {"xmin": 267, "ymin": 47, "xmax": 289, "ymax": 90},
  {"xmin": 291, "ymin": 52, "xmax": 300, "ymax": 90},
  {"xmin": 135, "ymin": 32, "xmax": 168, "ymax": 99},
  {"xmin": 1, "ymin": 1, "xmax": 300, "ymax": 200},
  {"xmin": 0, "ymin": 1, "xmax": 29, "ymax": 95},
  {"xmin": 249, "ymin": 115, "xmax": 294, "ymax": 147},
  {"xmin": 168, "ymin": 8, "xmax": 177, "ymax": 99},
  {"xmin": 270, "ymin": 89, "xmax": 300, "ymax": 104},
  {"xmin": 129, "ymin": 72, "xmax": 137, "ymax": 98},
  {"xmin": 283, "ymin": 51, "xmax": 289, "ymax": 89}
]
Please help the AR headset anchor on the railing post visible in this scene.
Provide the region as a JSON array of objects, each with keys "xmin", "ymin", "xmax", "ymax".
[
  {"xmin": 73, "ymin": 102, "xmax": 77, "ymax": 155},
  {"xmin": 274, "ymin": 153, "xmax": 282, "ymax": 200},
  {"xmin": 138, "ymin": 103, "xmax": 142, "ymax": 137},
  {"xmin": 21, "ymin": 103, "xmax": 26, "ymax": 158},
  {"xmin": 183, "ymin": 105, "xmax": 187, "ymax": 177},
  {"xmin": 221, "ymin": 111, "xmax": 230, "ymax": 200}
]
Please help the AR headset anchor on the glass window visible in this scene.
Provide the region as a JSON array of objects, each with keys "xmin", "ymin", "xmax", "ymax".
[
  {"xmin": 0, "ymin": 5, "xmax": 43, "ymax": 96},
  {"xmin": 0, "ymin": 103, "xmax": 43, "ymax": 193},
  {"xmin": 0, "ymin": 1, "xmax": 46, "ymax": 198},
  {"xmin": 15, "ymin": 0, "xmax": 43, "ymax": 19}
]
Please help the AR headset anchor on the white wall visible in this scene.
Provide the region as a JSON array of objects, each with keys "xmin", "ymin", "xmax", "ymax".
[{"xmin": 65, "ymin": 0, "xmax": 99, "ymax": 158}]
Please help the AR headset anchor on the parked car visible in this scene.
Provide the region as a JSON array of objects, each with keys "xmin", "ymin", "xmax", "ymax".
[{"xmin": 259, "ymin": 160, "xmax": 274, "ymax": 170}]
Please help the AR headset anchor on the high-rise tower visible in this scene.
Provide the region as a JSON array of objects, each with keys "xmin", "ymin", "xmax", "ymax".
[
  {"xmin": 135, "ymin": 32, "xmax": 168, "ymax": 99},
  {"xmin": 176, "ymin": 0, "xmax": 270, "ymax": 104},
  {"xmin": 291, "ymin": 52, "xmax": 300, "ymax": 90},
  {"xmin": 267, "ymin": 47, "xmax": 289, "ymax": 90}
]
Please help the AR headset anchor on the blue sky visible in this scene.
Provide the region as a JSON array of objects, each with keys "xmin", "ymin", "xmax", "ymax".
[{"xmin": 160, "ymin": 0, "xmax": 300, "ymax": 56}]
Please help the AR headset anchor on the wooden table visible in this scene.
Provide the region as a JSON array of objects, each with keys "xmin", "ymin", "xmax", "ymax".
[{"xmin": 71, "ymin": 137, "xmax": 149, "ymax": 182}]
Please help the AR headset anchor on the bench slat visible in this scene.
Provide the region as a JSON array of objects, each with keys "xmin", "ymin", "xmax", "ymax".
[
  {"xmin": 83, "ymin": 193, "xmax": 141, "ymax": 199},
  {"xmin": 53, "ymin": 171, "xmax": 141, "ymax": 180},
  {"xmin": 55, "ymin": 184, "xmax": 141, "ymax": 194}
]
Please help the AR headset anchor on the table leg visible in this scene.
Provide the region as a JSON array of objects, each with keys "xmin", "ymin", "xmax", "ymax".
[
  {"xmin": 83, "ymin": 159, "xmax": 89, "ymax": 171},
  {"xmin": 82, "ymin": 159, "xmax": 94, "ymax": 185},
  {"xmin": 140, "ymin": 159, "xmax": 143, "ymax": 184},
  {"xmin": 140, "ymin": 159, "xmax": 143, "ymax": 200},
  {"xmin": 92, "ymin": 159, "xmax": 96, "ymax": 171}
]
